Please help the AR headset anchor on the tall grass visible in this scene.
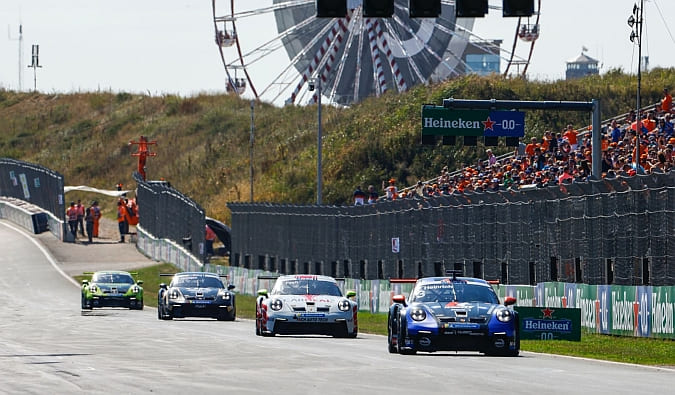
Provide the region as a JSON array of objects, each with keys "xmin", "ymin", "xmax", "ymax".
[{"xmin": 2, "ymin": 69, "xmax": 674, "ymax": 222}]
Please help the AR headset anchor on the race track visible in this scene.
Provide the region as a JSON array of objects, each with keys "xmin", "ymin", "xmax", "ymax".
[{"xmin": 1, "ymin": 221, "xmax": 673, "ymax": 394}]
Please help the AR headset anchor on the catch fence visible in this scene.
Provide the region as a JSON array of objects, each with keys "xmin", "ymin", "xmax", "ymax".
[
  {"xmin": 229, "ymin": 172, "xmax": 674, "ymax": 286},
  {"xmin": 0, "ymin": 158, "xmax": 65, "ymax": 238},
  {"xmin": 133, "ymin": 172, "xmax": 206, "ymax": 262},
  {"xmin": 0, "ymin": 158, "xmax": 65, "ymax": 221}
]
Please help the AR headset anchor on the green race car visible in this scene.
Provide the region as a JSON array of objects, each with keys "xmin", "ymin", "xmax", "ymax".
[{"xmin": 81, "ymin": 270, "xmax": 144, "ymax": 310}]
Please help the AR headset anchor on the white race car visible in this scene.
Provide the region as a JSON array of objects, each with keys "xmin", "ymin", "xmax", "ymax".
[{"xmin": 256, "ymin": 275, "xmax": 358, "ymax": 338}]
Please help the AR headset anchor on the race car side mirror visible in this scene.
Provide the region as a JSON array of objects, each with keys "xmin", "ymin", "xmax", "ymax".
[
  {"xmin": 82, "ymin": 279, "xmax": 89, "ymax": 285},
  {"xmin": 392, "ymin": 294, "xmax": 406, "ymax": 306},
  {"xmin": 504, "ymin": 296, "xmax": 517, "ymax": 306},
  {"xmin": 346, "ymin": 290, "xmax": 356, "ymax": 299},
  {"xmin": 228, "ymin": 284, "xmax": 236, "ymax": 290},
  {"xmin": 257, "ymin": 289, "xmax": 269, "ymax": 298},
  {"xmin": 159, "ymin": 283, "xmax": 167, "ymax": 290},
  {"xmin": 137, "ymin": 280, "xmax": 144, "ymax": 285}
]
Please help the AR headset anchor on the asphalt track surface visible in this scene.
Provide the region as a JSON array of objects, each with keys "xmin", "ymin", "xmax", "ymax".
[{"xmin": 1, "ymin": 219, "xmax": 674, "ymax": 394}]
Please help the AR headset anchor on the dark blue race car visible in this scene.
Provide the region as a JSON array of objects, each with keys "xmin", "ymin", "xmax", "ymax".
[
  {"xmin": 388, "ymin": 271, "xmax": 519, "ymax": 356},
  {"xmin": 158, "ymin": 272, "xmax": 236, "ymax": 321}
]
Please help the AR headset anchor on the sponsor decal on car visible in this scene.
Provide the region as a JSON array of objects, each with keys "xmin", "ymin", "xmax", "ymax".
[{"xmin": 294, "ymin": 313, "xmax": 328, "ymax": 321}]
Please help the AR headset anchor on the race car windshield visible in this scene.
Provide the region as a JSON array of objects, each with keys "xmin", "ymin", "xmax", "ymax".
[
  {"xmin": 172, "ymin": 276, "xmax": 223, "ymax": 288},
  {"xmin": 273, "ymin": 280, "xmax": 342, "ymax": 296},
  {"xmin": 411, "ymin": 283, "xmax": 498, "ymax": 304},
  {"xmin": 92, "ymin": 273, "xmax": 135, "ymax": 284}
]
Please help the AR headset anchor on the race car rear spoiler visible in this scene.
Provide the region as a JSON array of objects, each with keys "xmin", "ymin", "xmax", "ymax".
[
  {"xmin": 257, "ymin": 274, "xmax": 281, "ymax": 280},
  {"xmin": 389, "ymin": 278, "xmax": 418, "ymax": 283}
]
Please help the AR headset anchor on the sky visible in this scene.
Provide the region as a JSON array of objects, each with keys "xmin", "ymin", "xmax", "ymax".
[{"xmin": 0, "ymin": 0, "xmax": 674, "ymax": 104}]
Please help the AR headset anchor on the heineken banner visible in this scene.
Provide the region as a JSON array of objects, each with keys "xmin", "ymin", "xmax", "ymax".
[
  {"xmin": 496, "ymin": 283, "xmax": 675, "ymax": 339},
  {"xmin": 421, "ymin": 106, "xmax": 525, "ymax": 137},
  {"xmin": 515, "ymin": 306, "xmax": 581, "ymax": 341}
]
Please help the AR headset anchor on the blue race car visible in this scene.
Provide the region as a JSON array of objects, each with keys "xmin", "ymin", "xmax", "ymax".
[{"xmin": 388, "ymin": 271, "xmax": 519, "ymax": 356}]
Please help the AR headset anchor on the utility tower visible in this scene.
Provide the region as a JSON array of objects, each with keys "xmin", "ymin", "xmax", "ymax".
[{"xmin": 28, "ymin": 44, "xmax": 42, "ymax": 91}]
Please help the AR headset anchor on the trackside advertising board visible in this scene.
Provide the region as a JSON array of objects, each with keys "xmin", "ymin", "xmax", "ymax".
[
  {"xmin": 497, "ymin": 283, "xmax": 675, "ymax": 339},
  {"xmin": 515, "ymin": 306, "xmax": 581, "ymax": 341},
  {"xmin": 421, "ymin": 106, "xmax": 525, "ymax": 137}
]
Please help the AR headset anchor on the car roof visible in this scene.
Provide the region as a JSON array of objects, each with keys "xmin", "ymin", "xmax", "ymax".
[
  {"xmin": 174, "ymin": 272, "xmax": 220, "ymax": 277},
  {"xmin": 93, "ymin": 270, "xmax": 132, "ymax": 275},
  {"xmin": 415, "ymin": 276, "xmax": 491, "ymax": 287},
  {"xmin": 277, "ymin": 274, "xmax": 338, "ymax": 283}
]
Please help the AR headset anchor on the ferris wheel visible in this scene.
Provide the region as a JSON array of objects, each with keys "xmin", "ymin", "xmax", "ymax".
[{"xmin": 211, "ymin": 0, "xmax": 541, "ymax": 106}]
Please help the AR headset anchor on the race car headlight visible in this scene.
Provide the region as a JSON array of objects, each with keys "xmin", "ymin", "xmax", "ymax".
[
  {"xmin": 131, "ymin": 285, "xmax": 140, "ymax": 293},
  {"xmin": 169, "ymin": 289, "xmax": 183, "ymax": 300},
  {"xmin": 88, "ymin": 285, "xmax": 97, "ymax": 293},
  {"xmin": 270, "ymin": 299, "xmax": 283, "ymax": 311},
  {"xmin": 410, "ymin": 308, "xmax": 427, "ymax": 322},
  {"xmin": 496, "ymin": 308, "xmax": 514, "ymax": 323},
  {"xmin": 218, "ymin": 289, "xmax": 231, "ymax": 300},
  {"xmin": 338, "ymin": 299, "xmax": 351, "ymax": 312}
]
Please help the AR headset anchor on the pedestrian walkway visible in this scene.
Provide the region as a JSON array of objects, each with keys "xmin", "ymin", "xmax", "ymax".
[{"xmin": 34, "ymin": 217, "xmax": 157, "ymax": 277}]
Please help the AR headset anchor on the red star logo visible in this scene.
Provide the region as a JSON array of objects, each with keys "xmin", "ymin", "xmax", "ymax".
[
  {"xmin": 633, "ymin": 302, "xmax": 640, "ymax": 333},
  {"xmin": 541, "ymin": 307, "xmax": 554, "ymax": 319},
  {"xmin": 482, "ymin": 116, "xmax": 496, "ymax": 131}
]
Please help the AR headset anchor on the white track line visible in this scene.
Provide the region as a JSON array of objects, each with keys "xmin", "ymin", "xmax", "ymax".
[{"xmin": 1, "ymin": 220, "xmax": 81, "ymax": 288}]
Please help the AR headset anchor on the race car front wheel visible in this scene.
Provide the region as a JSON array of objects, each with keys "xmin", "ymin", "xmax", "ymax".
[
  {"xmin": 217, "ymin": 305, "xmax": 236, "ymax": 321},
  {"xmin": 387, "ymin": 311, "xmax": 398, "ymax": 353},
  {"xmin": 81, "ymin": 295, "xmax": 92, "ymax": 310},
  {"xmin": 397, "ymin": 317, "xmax": 416, "ymax": 355}
]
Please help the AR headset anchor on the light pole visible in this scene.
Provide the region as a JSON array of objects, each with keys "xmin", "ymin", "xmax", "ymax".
[
  {"xmin": 249, "ymin": 99, "xmax": 255, "ymax": 202},
  {"xmin": 628, "ymin": 1, "xmax": 643, "ymax": 172},
  {"xmin": 309, "ymin": 78, "xmax": 323, "ymax": 205}
]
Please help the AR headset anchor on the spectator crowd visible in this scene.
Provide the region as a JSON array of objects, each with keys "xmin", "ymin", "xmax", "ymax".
[{"xmin": 362, "ymin": 91, "xmax": 674, "ymax": 203}]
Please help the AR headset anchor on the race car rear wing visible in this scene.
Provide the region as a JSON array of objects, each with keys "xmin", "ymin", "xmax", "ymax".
[
  {"xmin": 389, "ymin": 278, "xmax": 418, "ymax": 283},
  {"xmin": 257, "ymin": 274, "xmax": 281, "ymax": 280}
]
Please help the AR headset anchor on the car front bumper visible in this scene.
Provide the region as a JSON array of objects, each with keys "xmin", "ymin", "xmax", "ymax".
[{"xmin": 168, "ymin": 300, "xmax": 233, "ymax": 318}]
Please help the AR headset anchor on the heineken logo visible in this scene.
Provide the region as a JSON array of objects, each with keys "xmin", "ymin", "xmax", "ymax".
[
  {"xmin": 423, "ymin": 116, "xmax": 497, "ymax": 131},
  {"xmin": 523, "ymin": 318, "xmax": 573, "ymax": 333},
  {"xmin": 423, "ymin": 117, "xmax": 484, "ymax": 130},
  {"xmin": 421, "ymin": 106, "xmax": 524, "ymax": 137}
]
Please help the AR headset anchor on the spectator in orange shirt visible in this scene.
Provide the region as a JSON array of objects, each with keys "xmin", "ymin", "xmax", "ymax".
[
  {"xmin": 384, "ymin": 178, "xmax": 398, "ymax": 200},
  {"xmin": 541, "ymin": 130, "xmax": 553, "ymax": 152},
  {"xmin": 563, "ymin": 124, "xmax": 578, "ymax": 151},
  {"xmin": 558, "ymin": 166, "xmax": 574, "ymax": 184},
  {"xmin": 525, "ymin": 137, "xmax": 538, "ymax": 157},
  {"xmin": 66, "ymin": 201, "xmax": 78, "ymax": 239},
  {"xmin": 76, "ymin": 199, "xmax": 85, "ymax": 236},
  {"xmin": 661, "ymin": 88, "xmax": 672, "ymax": 114}
]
